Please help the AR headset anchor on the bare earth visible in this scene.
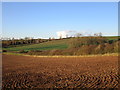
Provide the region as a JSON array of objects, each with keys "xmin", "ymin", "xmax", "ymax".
[{"xmin": 2, "ymin": 54, "xmax": 118, "ymax": 88}]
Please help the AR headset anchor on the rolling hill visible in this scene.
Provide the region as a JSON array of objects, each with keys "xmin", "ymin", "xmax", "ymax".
[
  {"xmin": 3, "ymin": 39, "xmax": 70, "ymax": 52},
  {"xmin": 2, "ymin": 36, "xmax": 119, "ymax": 52}
]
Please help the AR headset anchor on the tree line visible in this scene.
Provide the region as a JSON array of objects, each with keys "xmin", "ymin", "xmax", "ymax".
[{"xmin": 2, "ymin": 37, "xmax": 55, "ymax": 48}]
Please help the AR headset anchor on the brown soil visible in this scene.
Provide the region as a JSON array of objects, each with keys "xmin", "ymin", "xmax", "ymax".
[{"xmin": 2, "ymin": 54, "xmax": 118, "ymax": 88}]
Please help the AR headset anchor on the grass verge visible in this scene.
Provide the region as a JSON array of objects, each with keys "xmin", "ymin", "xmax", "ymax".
[{"xmin": 3, "ymin": 52, "xmax": 119, "ymax": 58}]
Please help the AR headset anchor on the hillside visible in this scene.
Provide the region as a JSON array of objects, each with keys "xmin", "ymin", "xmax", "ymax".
[
  {"xmin": 3, "ymin": 39, "xmax": 70, "ymax": 52},
  {"xmin": 3, "ymin": 37, "xmax": 120, "ymax": 55}
]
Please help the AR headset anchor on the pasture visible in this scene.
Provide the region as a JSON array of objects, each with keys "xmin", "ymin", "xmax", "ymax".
[
  {"xmin": 2, "ymin": 36, "xmax": 119, "ymax": 52},
  {"xmin": 3, "ymin": 39, "xmax": 70, "ymax": 52}
]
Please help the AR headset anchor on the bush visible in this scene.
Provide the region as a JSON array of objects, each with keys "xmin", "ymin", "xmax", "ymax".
[
  {"xmin": 19, "ymin": 49, "xmax": 28, "ymax": 53},
  {"xmin": 62, "ymin": 48, "xmax": 78, "ymax": 55},
  {"xmin": 69, "ymin": 38, "xmax": 81, "ymax": 48},
  {"xmin": 2, "ymin": 50, "xmax": 7, "ymax": 52},
  {"xmin": 108, "ymin": 40, "xmax": 114, "ymax": 44},
  {"xmin": 49, "ymin": 49, "xmax": 63, "ymax": 55},
  {"xmin": 28, "ymin": 50, "xmax": 42, "ymax": 55},
  {"xmin": 113, "ymin": 41, "xmax": 120, "ymax": 53},
  {"xmin": 76, "ymin": 45, "xmax": 93, "ymax": 55},
  {"xmin": 94, "ymin": 44, "xmax": 105, "ymax": 54},
  {"xmin": 104, "ymin": 43, "xmax": 114, "ymax": 53},
  {"xmin": 69, "ymin": 37, "xmax": 107, "ymax": 49},
  {"xmin": 87, "ymin": 45, "xmax": 98, "ymax": 54}
]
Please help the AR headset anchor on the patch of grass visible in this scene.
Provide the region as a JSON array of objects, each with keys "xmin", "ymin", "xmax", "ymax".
[
  {"xmin": 3, "ymin": 52, "xmax": 118, "ymax": 57},
  {"xmin": 103, "ymin": 36, "xmax": 120, "ymax": 40},
  {"xmin": 3, "ymin": 52, "xmax": 25, "ymax": 56},
  {"xmin": 3, "ymin": 39, "xmax": 70, "ymax": 51}
]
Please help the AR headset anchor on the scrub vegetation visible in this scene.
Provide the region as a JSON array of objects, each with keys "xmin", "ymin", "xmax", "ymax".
[{"xmin": 2, "ymin": 36, "xmax": 120, "ymax": 56}]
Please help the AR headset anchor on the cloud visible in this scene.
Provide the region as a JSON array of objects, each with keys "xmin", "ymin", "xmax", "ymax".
[
  {"xmin": 56, "ymin": 31, "xmax": 66, "ymax": 38},
  {"xmin": 56, "ymin": 30, "xmax": 114, "ymax": 38},
  {"xmin": 56, "ymin": 30, "xmax": 76, "ymax": 38}
]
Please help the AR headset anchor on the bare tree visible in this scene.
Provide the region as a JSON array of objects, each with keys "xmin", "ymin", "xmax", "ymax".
[
  {"xmin": 98, "ymin": 32, "xmax": 102, "ymax": 37},
  {"xmin": 66, "ymin": 34, "xmax": 68, "ymax": 38},
  {"xmin": 59, "ymin": 34, "xmax": 62, "ymax": 39},
  {"xmin": 94, "ymin": 33, "xmax": 98, "ymax": 37}
]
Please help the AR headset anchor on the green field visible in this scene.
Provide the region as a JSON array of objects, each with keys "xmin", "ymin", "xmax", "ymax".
[
  {"xmin": 103, "ymin": 36, "xmax": 119, "ymax": 40},
  {"xmin": 3, "ymin": 39, "xmax": 70, "ymax": 51},
  {"xmin": 2, "ymin": 36, "xmax": 119, "ymax": 52}
]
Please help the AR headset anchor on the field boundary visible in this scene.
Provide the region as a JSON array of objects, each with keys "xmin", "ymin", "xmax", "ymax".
[{"xmin": 2, "ymin": 52, "xmax": 119, "ymax": 58}]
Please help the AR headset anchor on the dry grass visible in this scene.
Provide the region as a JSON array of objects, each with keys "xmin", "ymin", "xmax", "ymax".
[{"xmin": 2, "ymin": 54, "xmax": 118, "ymax": 88}]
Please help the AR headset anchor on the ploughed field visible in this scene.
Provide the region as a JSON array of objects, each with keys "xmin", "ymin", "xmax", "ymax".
[{"xmin": 2, "ymin": 55, "xmax": 118, "ymax": 88}]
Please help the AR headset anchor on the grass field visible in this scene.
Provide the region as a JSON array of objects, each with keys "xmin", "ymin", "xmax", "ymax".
[
  {"xmin": 3, "ymin": 39, "xmax": 70, "ymax": 51},
  {"xmin": 2, "ymin": 54, "xmax": 118, "ymax": 88},
  {"xmin": 103, "ymin": 36, "xmax": 119, "ymax": 40},
  {"xmin": 2, "ymin": 36, "xmax": 119, "ymax": 52}
]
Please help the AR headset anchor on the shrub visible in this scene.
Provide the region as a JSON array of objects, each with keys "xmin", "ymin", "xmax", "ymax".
[
  {"xmin": 2, "ymin": 50, "xmax": 7, "ymax": 52},
  {"xmin": 113, "ymin": 41, "xmax": 120, "ymax": 53},
  {"xmin": 94, "ymin": 44, "xmax": 105, "ymax": 54},
  {"xmin": 49, "ymin": 49, "xmax": 63, "ymax": 55},
  {"xmin": 87, "ymin": 45, "xmax": 98, "ymax": 54},
  {"xmin": 69, "ymin": 38, "xmax": 81, "ymax": 48},
  {"xmin": 28, "ymin": 50, "xmax": 42, "ymax": 55},
  {"xmin": 104, "ymin": 43, "xmax": 114, "ymax": 53},
  {"xmin": 108, "ymin": 40, "xmax": 114, "ymax": 44},
  {"xmin": 97, "ymin": 38, "xmax": 107, "ymax": 44},
  {"xmin": 62, "ymin": 48, "xmax": 78, "ymax": 55},
  {"xmin": 76, "ymin": 45, "xmax": 93, "ymax": 55},
  {"xmin": 19, "ymin": 49, "xmax": 28, "ymax": 53},
  {"xmin": 69, "ymin": 37, "xmax": 107, "ymax": 49}
]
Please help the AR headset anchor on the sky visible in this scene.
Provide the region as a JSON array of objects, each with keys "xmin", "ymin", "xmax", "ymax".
[{"xmin": 2, "ymin": 2, "xmax": 118, "ymax": 39}]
